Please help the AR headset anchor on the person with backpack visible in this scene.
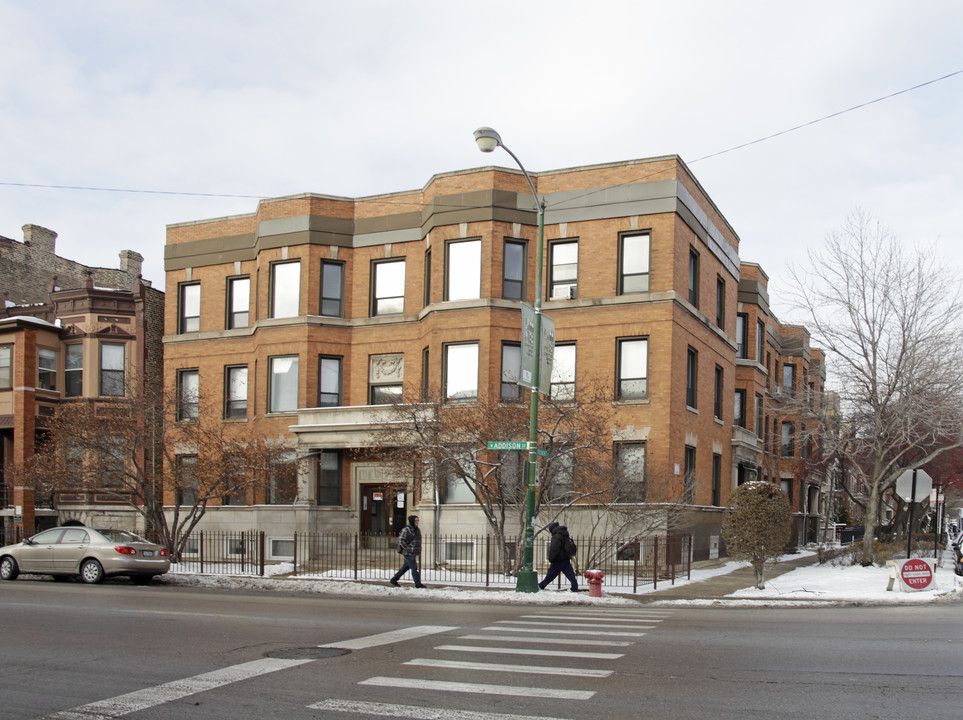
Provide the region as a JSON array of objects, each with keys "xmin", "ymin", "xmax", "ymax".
[
  {"xmin": 538, "ymin": 521, "xmax": 580, "ymax": 591},
  {"xmin": 390, "ymin": 515, "xmax": 427, "ymax": 588}
]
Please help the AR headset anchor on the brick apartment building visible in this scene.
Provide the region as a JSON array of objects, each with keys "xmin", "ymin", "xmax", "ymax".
[
  {"xmin": 0, "ymin": 225, "xmax": 164, "ymax": 540},
  {"xmin": 164, "ymin": 156, "xmax": 826, "ymax": 558}
]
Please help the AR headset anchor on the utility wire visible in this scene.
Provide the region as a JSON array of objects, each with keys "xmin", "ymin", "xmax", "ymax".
[{"xmin": 1, "ymin": 69, "xmax": 960, "ymax": 204}]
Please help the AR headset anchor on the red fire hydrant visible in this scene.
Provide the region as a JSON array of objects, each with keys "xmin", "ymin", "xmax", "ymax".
[{"xmin": 584, "ymin": 569, "xmax": 605, "ymax": 597}]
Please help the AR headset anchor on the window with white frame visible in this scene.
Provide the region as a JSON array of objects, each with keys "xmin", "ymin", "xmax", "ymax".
[
  {"xmin": 444, "ymin": 342, "xmax": 478, "ymax": 402},
  {"xmin": 268, "ymin": 355, "xmax": 299, "ymax": 412},
  {"xmin": 270, "ymin": 261, "xmax": 300, "ymax": 318},
  {"xmin": 551, "ymin": 343, "xmax": 575, "ymax": 401},
  {"xmin": 269, "ymin": 537, "xmax": 295, "ymax": 560},
  {"xmin": 446, "ymin": 239, "xmax": 481, "ymax": 301},
  {"xmin": 549, "ymin": 240, "xmax": 578, "ymax": 300}
]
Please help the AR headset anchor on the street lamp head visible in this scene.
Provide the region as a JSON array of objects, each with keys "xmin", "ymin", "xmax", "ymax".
[{"xmin": 473, "ymin": 126, "xmax": 502, "ymax": 153}]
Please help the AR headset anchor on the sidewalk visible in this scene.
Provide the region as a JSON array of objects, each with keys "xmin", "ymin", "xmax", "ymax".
[{"xmin": 639, "ymin": 553, "xmax": 822, "ymax": 602}]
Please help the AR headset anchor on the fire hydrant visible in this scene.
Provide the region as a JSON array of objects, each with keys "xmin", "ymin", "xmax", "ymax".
[{"xmin": 584, "ymin": 569, "xmax": 605, "ymax": 597}]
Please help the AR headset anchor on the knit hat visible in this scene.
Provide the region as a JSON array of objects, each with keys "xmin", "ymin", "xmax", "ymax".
[{"xmin": 547, "ymin": 522, "xmax": 560, "ymax": 531}]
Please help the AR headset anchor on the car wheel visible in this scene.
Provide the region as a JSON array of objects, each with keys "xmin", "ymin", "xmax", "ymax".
[
  {"xmin": 130, "ymin": 575, "xmax": 153, "ymax": 586},
  {"xmin": 0, "ymin": 556, "xmax": 19, "ymax": 581},
  {"xmin": 80, "ymin": 559, "xmax": 105, "ymax": 584}
]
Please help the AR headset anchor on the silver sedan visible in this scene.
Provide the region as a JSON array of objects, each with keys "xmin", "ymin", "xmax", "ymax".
[{"xmin": 0, "ymin": 527, "xmax": 170, "ymax": 585}]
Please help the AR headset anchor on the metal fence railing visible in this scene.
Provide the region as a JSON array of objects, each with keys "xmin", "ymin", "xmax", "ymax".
[{"xmin": 169, "ymin": 531, "xmax": 691, "ymax": 592}]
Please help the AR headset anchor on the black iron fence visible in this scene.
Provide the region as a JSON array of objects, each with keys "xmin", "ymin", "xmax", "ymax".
[{"xmin": 170, "ymin": 531, "xmax": 691, "ymax": 592}]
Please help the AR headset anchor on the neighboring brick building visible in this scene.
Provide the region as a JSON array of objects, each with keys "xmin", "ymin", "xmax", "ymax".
[
  {"xmin": 163, "ymin": 157, "xmax": 825, "ymax": 557},
  {"xmin": 0, "ymin": 225, "xmax": 164, "ymax": 540}
]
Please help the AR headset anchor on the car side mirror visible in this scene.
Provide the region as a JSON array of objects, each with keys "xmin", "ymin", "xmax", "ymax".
[{"xmin": 23, "ymin": 538, "xmax": 33, "ymax": 546}]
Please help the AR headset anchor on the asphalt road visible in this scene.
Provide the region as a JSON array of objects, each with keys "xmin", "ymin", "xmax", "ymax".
[{"xmin": 1, "ymin": 577, "xmax": 961, "ymax": 720}]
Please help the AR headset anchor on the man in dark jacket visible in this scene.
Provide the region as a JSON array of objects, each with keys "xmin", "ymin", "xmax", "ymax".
[
  {"xmin": 538, "ymin": 521, "xmax": 579, "ymax": 591},
  {"xmin": 390, "ymin": 515, "xmax": 426, "ymax": 588}
]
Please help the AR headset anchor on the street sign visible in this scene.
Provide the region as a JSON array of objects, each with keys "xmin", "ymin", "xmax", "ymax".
[
  {"xmin": 895, "ymin": 469, "xmax": 933, "ymax": 501},
  {"xmin": 536, "ymin": 448, "xmax": 550, "ymax": 459},
  {"xmin": 487, "ymin": 441, "xmax": 527, "ymax": 450},
  {"xmin": 898, "ymin": 558, "xmax": 934, "ymax": 591}
]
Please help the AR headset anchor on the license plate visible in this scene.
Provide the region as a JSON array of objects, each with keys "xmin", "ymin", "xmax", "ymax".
[{"xmin": 142, "ymin": 550, "xmax": 154, "ymax": 557}]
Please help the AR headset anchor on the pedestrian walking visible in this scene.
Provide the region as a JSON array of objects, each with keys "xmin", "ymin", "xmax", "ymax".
[
  {"xmin": 538, "ymin": 521, "xmax": 579, "ymax": 591},
  {"xmin": 390, "ymin": 515, "xmax": 427, "ymax": 588}
]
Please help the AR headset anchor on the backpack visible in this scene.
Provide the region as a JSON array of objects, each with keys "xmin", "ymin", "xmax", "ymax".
[{"xmin": 564, "ymin": 536, "xmax": 577, "ymax": 559}]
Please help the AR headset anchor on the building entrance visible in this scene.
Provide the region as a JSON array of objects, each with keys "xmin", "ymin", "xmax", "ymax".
[{"xmin": 359, "ymin": 484, "xmax": 407, "ymax": 536}]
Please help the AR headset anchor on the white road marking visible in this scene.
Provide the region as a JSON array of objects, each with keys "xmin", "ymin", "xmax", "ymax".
[
  {"xmin": 405, "ymin": 657, "xmax": 613, "ymax": 677},
  {"xmin": 310, "ymin": 698, "xmax": 564, "ymax": 719},
  {"xmin": 40, "ymin": 658, "xmax": 312, "ymax": 720},
  {"xmin": 359, "ymin": 676, "xmax": 595, "ymax": 700},
  {"xmin": 458, "ymin": 634, "xmax": 630, "ymax": 647},
  {"xmin": 483, "ymin": 625, "xmax": 646, "ymax": 638},
  {"xmin": 319, "ymin": 625, "xmax": 459, "ymax": 649},
  {"xmin": 496, "ymin": 620, "xmax": 654, "ymax": 630},
  {"xmin": 522, "ymin": 613, "xmax": 662, "ymax": 623},
  {"xmin": 435, "ymin": 645, "xmax": 623, "ymax": 660}
]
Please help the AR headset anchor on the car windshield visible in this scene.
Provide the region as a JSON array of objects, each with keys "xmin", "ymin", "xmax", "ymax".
[{"xmin": 95, "ymin": 529, "xmax": 150, "ymax": 544}]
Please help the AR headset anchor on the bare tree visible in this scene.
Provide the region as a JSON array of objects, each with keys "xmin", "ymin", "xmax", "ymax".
[
  {"xmin": 380, "ymin": 382, "xmax": 689, "ymax": 574},
  {"xmin": 789, "ymin": 210, "xmax": 963, "ymax": 564},
  {"xmin": 21, "ymin": 377, "xmax": 297, "ymax": 560}
]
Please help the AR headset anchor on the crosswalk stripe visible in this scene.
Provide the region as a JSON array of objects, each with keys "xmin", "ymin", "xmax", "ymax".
[
  {"xmin": 40, "ymin": 658, "xmax": 313, "ymax": 720},
  {"xmin": 498, "ymin": 620, "xmax": 655, "ymax": 630},
  {"xmin": 522, "ymin": 614, "xmax": 663, "ymax": 623},
  {"xmin": 458, "ymin": 634, "xmax": 631, "ymax": 647},
  {"xmin": 309, "ymin": 699, "xmax": 564, "ymax": 720},
  {"xmin": 483, "ymin": 625, "xmax": 646, "ymax": 638},
  {"xmin": 318, "ymin": 625, "xmax": 458, "ymax": 650},
  {"xmin": 435, "ymin": 645, "xmax": 623, "ymax": 660},
  {"xmin": 359, "ymin": 676, "xmax": 595, "ymax": 700},
  {"xmin": 497, "ymin": 620, "xmax": 655, "ymax": 630},
  {"xmin": 405, "ymin": 658, "xmax": 613, "ymax": 677}
]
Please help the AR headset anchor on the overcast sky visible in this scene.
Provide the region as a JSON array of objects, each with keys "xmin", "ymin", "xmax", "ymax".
[{"xmin": 2, "ymin": 1, "xmax": 961, "ymax": 321}]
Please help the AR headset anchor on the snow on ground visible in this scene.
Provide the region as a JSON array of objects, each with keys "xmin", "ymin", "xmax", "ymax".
[{"xmin": 160, "ymin": 548, "xmax": 963, "ymax": 607}]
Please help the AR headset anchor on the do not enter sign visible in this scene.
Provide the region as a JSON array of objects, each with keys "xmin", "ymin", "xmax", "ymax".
[{"xmin": 899, "ymin": 558, "xmax": 934, "ymax": 591}]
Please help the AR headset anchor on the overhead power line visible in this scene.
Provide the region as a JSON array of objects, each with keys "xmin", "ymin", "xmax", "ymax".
[{"xmin": 1, "ymin": 69, "xmax": 960, "ymax": 202}]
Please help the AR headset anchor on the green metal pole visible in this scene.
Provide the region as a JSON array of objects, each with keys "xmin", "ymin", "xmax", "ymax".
[{"xmin": 516, "ymin": 198, "xmax": 545, "ymax": 593}]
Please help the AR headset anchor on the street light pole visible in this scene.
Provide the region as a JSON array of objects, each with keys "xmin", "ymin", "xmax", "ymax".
[{"xmin": 474, "ymin": 127, "xmax": 544, "ymax": 592}]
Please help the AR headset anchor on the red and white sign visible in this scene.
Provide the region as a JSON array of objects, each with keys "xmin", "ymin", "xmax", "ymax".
[{"xmin": 899, "ymin": 558, "xmax": 934, "ymax": 591}]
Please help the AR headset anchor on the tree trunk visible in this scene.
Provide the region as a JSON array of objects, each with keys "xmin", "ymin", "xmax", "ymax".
[
  {"xmin": 860, "ymin": 481, "xmax": 881, "ymax": 566},
  {"xmin": 753, "ymin": 561, "xmax": 766, "ymax": 590}
]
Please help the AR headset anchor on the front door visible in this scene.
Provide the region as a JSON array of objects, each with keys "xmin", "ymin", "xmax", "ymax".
[{"xmin": 360, "ymin": 485, "xmax": 407, "ymax": 536}]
